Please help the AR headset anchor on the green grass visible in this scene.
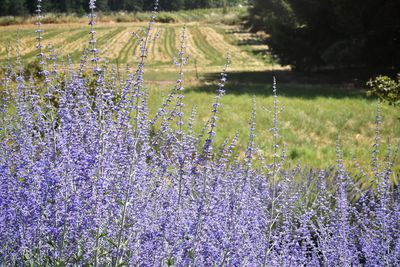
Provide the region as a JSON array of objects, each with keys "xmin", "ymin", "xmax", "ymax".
[{"xmin": 146, "ymin": 80, "xmax": 400, "ymax": 175}]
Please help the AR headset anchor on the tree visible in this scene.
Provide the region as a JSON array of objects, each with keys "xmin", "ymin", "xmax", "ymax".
[
  {"xmin": 0, "ymin": 0, "xmax": 247, "ymax": 15},
  {"xmin": 246, "ymin": 0, "xmax": 400, "ymax": 71},
  {"xmin": 170, "ymin": 0, "xmax": 184, "ymax": 10},
  {"xmin": 0, "ymin": 0, "xmax": 28, "ymax": 16},
  {"xmin": 124, "ymin": 0, "xmax": 143, "ymax": 12},
  {"xmin": 0, "ymin": 0, "xmax": 11, "ymax": 16},
  {"xmin": 92, "ymin": 0, "xmax": 109, "ymax": 11}
]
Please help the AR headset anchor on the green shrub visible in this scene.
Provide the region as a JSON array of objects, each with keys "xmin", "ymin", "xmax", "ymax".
[
  {"xmin": 367, "ymin": 74, "xmax": 400, "ymax": 107},
  {"xmin": 0, "ymin": 16, "xmax": 25, "ymax": 26},
  {"xmin": 156, "ymin": 13, "xmax": 177, "ymax": 23}
]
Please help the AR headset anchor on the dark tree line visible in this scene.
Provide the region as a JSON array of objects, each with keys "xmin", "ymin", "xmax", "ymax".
[
  {"xmin": 247, "ymin": 0, "xmax": 400, "ymax": 71},
  {"xmin": 0, "ymin": 0, "xmax": 245, "ymax": 16}
]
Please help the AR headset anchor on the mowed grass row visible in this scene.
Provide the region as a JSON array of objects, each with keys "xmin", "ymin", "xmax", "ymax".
[{"xmin": 0, "ymin": 22, "xmax": 271, "ymax": 74}]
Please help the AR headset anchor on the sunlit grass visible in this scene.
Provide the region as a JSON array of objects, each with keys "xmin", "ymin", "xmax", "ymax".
[
  {"xmin": 146, "ymin": 81, "xmax": 400, "ymax": 175},
  {"xmin": 0, "ymin": 20, "xmax": 274, "ymax": 73}
]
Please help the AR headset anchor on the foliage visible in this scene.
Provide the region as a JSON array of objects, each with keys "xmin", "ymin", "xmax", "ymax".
[
  {"xmin": 246, "ymin": 0, "xmax": 400, "ymax": 71},
  {"xmin": 367, "ymin": 74, "xmax": 400, "ymax": 107},
  {"xmin": 0, "ymin": 1, "xmax": 400, "ymax": 266},
  {"xmin": 0, "ymin": 0, "xmax": 247, "ymax": 15},
  {"xmin": 0, "ymin": 6, "xmax": 247, "ymax": 26}
]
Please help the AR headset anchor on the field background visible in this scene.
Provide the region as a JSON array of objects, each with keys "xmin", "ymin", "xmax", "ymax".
[
  {"xmin": 0, "ymin": 8, "xmax": 274, "ymax": 76},
  {"xmin": 0, "ymin": 8, "xmax": 399, "ymax": 174}
]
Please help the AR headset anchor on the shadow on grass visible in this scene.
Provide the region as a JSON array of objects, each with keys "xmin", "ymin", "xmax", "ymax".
[{"xmin": 191, "ymin": 69, "xmax": 388, "ymax": 99}]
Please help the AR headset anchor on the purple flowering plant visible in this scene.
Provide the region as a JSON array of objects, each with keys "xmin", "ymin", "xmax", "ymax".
[{"xmin": 0, "ymin": 0, "xmax": 399, "ymax": 266}]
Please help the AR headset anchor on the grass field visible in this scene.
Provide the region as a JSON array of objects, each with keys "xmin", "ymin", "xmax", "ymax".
[
  {"xmin": 146, "ymin": 80, "xmax": 400, "ymax": 174},
  {"xmin": 0, "ymin": 23, "xmax": 272, "ymax": 76},
  {"xmin": 0, "ymin": 12, "xmax": 399, "ymax": 175}
]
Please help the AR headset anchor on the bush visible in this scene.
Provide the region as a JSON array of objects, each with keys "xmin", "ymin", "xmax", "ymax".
[
  {"xmin": 0, "ymin": 1, "xmax": 399, "ymax": 266},
  {"xmin": 0, "ymin": 16, "xmax": 26, "ymax": 26},
  {"xmin": 367, "ymin": 74, "xmax": 400, "ymax": 107},
  {"xmin": 156, "ymin": 13, "xmax": 177, "ymax": 23}
]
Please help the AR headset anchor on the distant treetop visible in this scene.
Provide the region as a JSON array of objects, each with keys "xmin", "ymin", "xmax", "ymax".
[{"xmin": 0, "ymin": 0, "xmax": 248, "ymax": 16}]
